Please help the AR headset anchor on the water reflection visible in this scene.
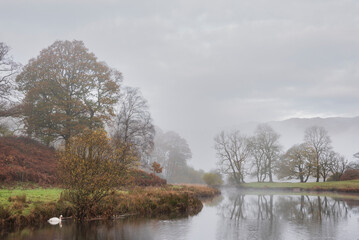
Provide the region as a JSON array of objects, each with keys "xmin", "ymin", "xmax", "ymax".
[
  {"xmin": 218, "ymin": 190, "xmax": 359, "ymax": 240},
  {"xmin": 221, "ymin": 191, "xmax": 357, "ymax": 222},
  {"xmin": 3, "ymin": 190, "xmax": 359, "ymax": 240}
]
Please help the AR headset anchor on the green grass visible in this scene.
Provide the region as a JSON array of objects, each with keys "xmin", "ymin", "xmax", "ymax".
[
  {"xmin": 0, "ymin": 188, "xmax": 62, "ymax": 215},
  {"xmin": 242, "ymin": 180, "xmax": 359, "ymax": 191}
]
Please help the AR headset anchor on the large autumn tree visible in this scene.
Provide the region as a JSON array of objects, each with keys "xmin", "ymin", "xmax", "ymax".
[{"xmin": 16, "ymin": 40, "xmax": 121, "ymax": 146}]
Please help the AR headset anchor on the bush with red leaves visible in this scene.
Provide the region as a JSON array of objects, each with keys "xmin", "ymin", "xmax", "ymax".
[
  {"xmin": 0, "ymin": 136, "xmax": 58, "ymax": 184},
  {"xmin": 340, "ymin": 169, "xmax": 359, "ymax": 181}
]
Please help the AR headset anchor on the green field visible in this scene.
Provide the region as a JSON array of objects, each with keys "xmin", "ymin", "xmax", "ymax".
[
  {"xmin": 0, "ymin": 188, "xmax": 62, "ymax": 215},
  {"xmin": 242, "ymin": 180, "xmax": 359, "ymax": 191}
]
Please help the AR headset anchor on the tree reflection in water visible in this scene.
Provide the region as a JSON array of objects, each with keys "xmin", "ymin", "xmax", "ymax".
[
  {"xmin": 217, "ymin": 189, "xmax": 359, "ymax": 240},
  {"xmin": 3, "ymin": 190, "xmax": 359, "ymax": 240}
]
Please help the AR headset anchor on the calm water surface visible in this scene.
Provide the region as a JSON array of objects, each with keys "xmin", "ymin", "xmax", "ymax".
[{"xmin": 4, "ymin": 188, "xmax": 359, "ymax": 240}]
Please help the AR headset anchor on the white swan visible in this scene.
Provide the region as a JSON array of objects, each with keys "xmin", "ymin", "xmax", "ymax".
[{"xmin": 48, "ymin": 215, "xmax": 63, "ymax": 225}]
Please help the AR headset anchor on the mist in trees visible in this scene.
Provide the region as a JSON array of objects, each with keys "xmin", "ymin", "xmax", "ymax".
[
  {"xmin": 0, "ymin": 42, "xmax": 20, "ymax": 108},
  {"xmin": 0, "ymin": 42, "xmax": 21, "ymax": 135},
  {"xmin": 111, "ymin": 86, "xmax": 155, "ymax": 165},
  {"xmin": 304, "ymin": 126, "xmax": 332, "ymax": 182},
  {"xmin": 249, "ymin": 124, "xmax": 281, "ymax": 182},
  {"xmin": 214, "ymin": 130, "xmax": 250, "ymax": 184},
  {"xmin": 2, "ymin": 39, "xmax": 355, "ymax": 186},
  {"xmin": 215, "ymin": 125, "xmax": 350, "ymax": 184},
  {"xmin": 149, "ymin": 127, "xmax": 204, "ymax": 183},
  {"xmin": 0, "ymin": 39, "xmax": 210, "ymax": 186}
]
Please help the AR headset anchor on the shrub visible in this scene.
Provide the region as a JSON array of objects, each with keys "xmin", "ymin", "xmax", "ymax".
[
  {"xmin": 8, "ymin": 194, "xmax": 26, "ymax": 203},
  {"xmin": 58, "ymin": 129, "xmax": 131, "ymax": 221},
  {"xmin": 340, "ymin": 169, "xmax": 359, "ymax": 181},
  {"xmin": 11, "ymin": 201, "xmax": 24, "ymax": 211},
  {"xmin": 0, "ymin": 205, "xmax": 11, "ymax": 220},
  {"xmin": 203, "ymin": 173, "xmax": 223, "ymax": 187},
  {"xmin": 327, "ymin": 172, "xmax": 342, "ymax": 181}
]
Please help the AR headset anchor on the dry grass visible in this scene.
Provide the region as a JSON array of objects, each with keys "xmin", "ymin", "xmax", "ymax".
[
  {"xmin": 94, "ymin": 187, "xmax": 204, "ymax": 219},
  {"xmin": 167, "ymin": 184, "xmax": 221, "ymax": 198}
]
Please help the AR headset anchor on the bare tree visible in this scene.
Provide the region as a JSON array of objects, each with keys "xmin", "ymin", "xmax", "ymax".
[
  {"xmin": 320, "ymin": 150, "xmax": 336, "ymax": 182},
  {"xmin": 326, "ymin": 152, "xmax": 348, "ymax": 180},
  {"xmin": 248, "ymin": 136, "xmax": 267, "ymax": 182},
  {"xmin": 304, "ymin": 126, "xmax": 332, "ymax": 182},
  {"xmin": 111, "ymin": 87, "xmax": 155, "ymax": 165},
  {"xmin": 250, "ymin": 124, "xmax": 281, "ymax": 182},
  {"xmin": 214, "ymin": 130, "xmax": 251, "ymax": 184},
  {"xmin": 0, "ymin": 43, "xmax": 19, "ymax": 100},
  {"xmin": 0, "ymin": 42, "xmax": 20, "ymax": 115}
]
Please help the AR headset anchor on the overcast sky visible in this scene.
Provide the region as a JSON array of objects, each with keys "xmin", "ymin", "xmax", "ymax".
[{"xmin": 1, "ymin": 0, "xmax": 359, "ymax": 170}]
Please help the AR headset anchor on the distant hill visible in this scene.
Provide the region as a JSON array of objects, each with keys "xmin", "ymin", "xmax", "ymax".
[
  {"xmin": 0, "ymin": 136, "xmax": 58, "ymax": 184},
  {"xmin": 237, "ymin": 116, "xmax": 359, "ymax": 161}
]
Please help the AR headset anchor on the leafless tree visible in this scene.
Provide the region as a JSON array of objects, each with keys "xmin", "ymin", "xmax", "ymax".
[
  {"xmin": 350, "ymin": 152, "xmax": 359, "ymax": 169},
  {"xmin": 112, "ymin": 87, "xmax": 155, "ymax": 165},
  {"xmin": 319, "ymin": 150, "xmax": 336, "ymax": 182},
  {"xmin": 304, "ymin": 126, "xmax": 332, "ymax": 182},
  {"xmin": 250, "ymin": 124, "xmax": 281, "ymax": 182},
  {"xmin": 214, "ymin": 130, "xmax": 251, "ymax": 184},
  {"xmin": 328, "ymin": 152, "xmax": 348, "ymax": 180},
  {"xmin": 248, "ymin": 136, "xmax": 267, "ymax": 182},
  {"xmin": 0, "ymin": 42, "xmax": 20, "ymax": 114}
]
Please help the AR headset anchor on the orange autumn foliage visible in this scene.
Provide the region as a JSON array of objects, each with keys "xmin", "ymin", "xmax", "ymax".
[{"xmin": 58, "ymin": 129, "xmax": 136, "ymax": 221}]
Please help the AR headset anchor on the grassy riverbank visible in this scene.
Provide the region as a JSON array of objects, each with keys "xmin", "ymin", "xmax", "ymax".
[
  {"xmin": 241, "ymin": 180, "xmax": 359, "ymax": 192},
  {"xmin": 0, "ymin": 184, "xmax": 220, "ymax": 228}
]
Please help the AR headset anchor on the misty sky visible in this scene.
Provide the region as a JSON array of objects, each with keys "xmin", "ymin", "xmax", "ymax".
[{"xmin": 1, "ymin": 0, "xmax": 359, "ymax": 170}]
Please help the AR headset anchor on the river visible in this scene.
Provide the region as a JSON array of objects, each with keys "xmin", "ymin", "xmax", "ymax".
[{"xmin": 4, "ymin": 188, "xmax": 359, "ymax": 240}]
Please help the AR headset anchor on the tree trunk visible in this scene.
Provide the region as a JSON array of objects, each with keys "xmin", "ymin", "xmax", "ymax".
[{"xmin": 316, "ymin": 159, "xmax": 320, "ymax": 182}]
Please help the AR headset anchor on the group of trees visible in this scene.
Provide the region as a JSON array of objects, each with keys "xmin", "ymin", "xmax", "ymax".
[
  {"xmin": 0, "ymin": 40, "xmax": 159, "ymax": 220},
  {"xmin": 0, "ymin": 40, "xmax": 154, "ymax": 163},
  {"xmin": 277, "ymin": 126, "xmax": 348, "ymax": 182},
  {"xmin": 215, "ymin": 124, "xmax": 281, "ymax": 184},
  {"xmin": 215, "ymin": 125, "xmax": 350, "ymax": 184},
  {"xmin": 149, "ymin": 127, "xmax": 204, "ymax": 183},
  {"xmin": 0, "ymin": 40, "xmax": 204, "ymax": 188}
]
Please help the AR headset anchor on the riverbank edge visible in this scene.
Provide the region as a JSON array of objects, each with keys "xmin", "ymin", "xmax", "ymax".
[
  {"xmin": 238, "ymin": 180, "xmax": 359, "ymax": 193},
  {"xmin": 0, "ymin": 185, "xmax": 220, "ymax": 230}
]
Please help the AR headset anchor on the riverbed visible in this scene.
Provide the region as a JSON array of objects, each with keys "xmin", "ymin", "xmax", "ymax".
[{"xmin": 3, "ymin": 188, "xmax": 359, "ymax": 240}]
